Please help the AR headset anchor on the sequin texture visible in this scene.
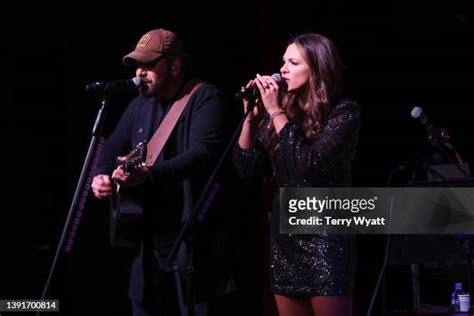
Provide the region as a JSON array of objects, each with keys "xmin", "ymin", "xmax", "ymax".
[{"xmin": 233, "ymin": 100, "xmax": 360, "ymax": 296}]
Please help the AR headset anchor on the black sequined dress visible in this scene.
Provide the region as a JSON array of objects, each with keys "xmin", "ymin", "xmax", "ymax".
[{"xmin": 233, "ymin": 100, "xmax": 360, "ymax": 296}]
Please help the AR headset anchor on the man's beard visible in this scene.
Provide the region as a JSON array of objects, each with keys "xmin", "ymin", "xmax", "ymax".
[{"xmin": 138, "ymin": 78, "xmax": 168, "ymax": 97}]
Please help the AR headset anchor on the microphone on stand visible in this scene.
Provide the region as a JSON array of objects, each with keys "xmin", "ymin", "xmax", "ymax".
[
  {"xmin": 234, "ymin": 73, "xmax": 283, "ymax": 100},
  {"xmin": 85, "ymin": 77, "xmax": 143, "ymax": 93}
]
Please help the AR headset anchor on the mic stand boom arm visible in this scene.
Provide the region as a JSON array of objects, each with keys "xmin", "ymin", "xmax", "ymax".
[
  {"xmin": 428, "ymin": 136, "xmax": 469, "ymax": 178},
  {"xmin": 164, "ymin": 98, "xmax": 258, "ymax": 316}
]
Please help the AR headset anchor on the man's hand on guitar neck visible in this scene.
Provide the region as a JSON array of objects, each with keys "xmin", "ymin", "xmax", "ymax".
[{"xmin": 111, "ymin": 156, "xmax": 153, "ymax": 188}]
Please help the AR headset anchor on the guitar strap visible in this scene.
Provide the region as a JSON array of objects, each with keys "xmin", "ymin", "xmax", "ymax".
[
  {"xmin": 145, "ymin": 79, "xmax": 204, "ymax": 166},
  {"xmin": 110, "ymin": 79, "xmax": 203, "ymax": 248}
]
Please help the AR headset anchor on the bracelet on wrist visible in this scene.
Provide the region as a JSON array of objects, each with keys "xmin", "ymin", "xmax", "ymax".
[{"xmin": 270, "ymin": 110, "xmax": 285, "ymax": 121}]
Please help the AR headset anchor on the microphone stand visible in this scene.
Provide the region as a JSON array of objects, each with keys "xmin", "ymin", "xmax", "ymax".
[
  {"xmin": 427, "ymin": 136, "xmax": 469, "ymax": 178},
  {"xmin": 164, "ymin": 98, "xmax": 257, "ymax": 316},
  {"xmin": 37, "ymin": 92, "xmax": 112, "ymax": 315}
]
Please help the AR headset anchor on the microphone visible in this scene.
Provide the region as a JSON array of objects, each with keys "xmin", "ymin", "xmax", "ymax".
[
  {"xmin": 234, "ymin": 73, "xmax": 283, "ymax": 100},
  {"xmin": 85, "ymin": 77, "xmax": 143, "ymax": 92},
  {"xmin": 410, "ymin": 106, "xmax": 454, "ymax": 150}
]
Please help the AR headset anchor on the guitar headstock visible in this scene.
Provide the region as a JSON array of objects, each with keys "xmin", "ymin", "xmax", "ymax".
[{"xmin": 123, "ymin": 141, "xmax": 147, "ymax": 173}]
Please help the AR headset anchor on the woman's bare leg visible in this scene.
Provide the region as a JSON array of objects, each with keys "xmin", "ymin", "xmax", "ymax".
[
  {"xmin": 310, "ymin": 295, "xmax": 352, "ymax": 316},
  {"xmin": 275, "ymin": 294, "xmax": 313, "ymax": 316}
]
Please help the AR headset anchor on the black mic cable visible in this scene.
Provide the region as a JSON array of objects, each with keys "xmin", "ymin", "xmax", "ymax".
[{"xmin": 365, "ymin": 169, "xmax": 397, "ymax": 316}]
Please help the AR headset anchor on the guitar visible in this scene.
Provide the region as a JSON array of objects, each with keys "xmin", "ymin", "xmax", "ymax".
[
  {"xmin": 108, "ymin": 81, "xmax": 204, "ymax": 247},
  {"xmin": 110, "ymin": 142, "xmax": 147, "ymax": 247}
]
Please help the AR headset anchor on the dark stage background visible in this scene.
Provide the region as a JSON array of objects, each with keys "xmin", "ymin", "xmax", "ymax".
[{"xmin": 6, "ymin": 0, "xmax": 474, "ymax": 315}]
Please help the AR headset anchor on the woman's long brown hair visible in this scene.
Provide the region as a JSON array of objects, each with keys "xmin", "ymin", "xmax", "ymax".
[{"xmin": 261, "ymin": 33, "xmax": 343, "ymax": 179}]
